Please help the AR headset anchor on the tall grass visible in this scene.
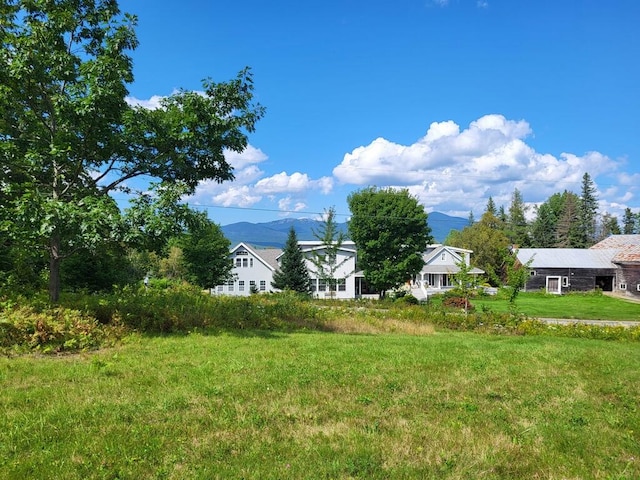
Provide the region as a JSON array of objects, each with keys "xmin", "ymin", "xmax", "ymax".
[{"xmin": 2, "ymin": 287, "xmax": 640, "ymax": 355}]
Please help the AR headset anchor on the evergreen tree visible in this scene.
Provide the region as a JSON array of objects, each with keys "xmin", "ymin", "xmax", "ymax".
[
  {"xmin": 271, "ymin": 227, "xmax": 310, "ymax": 293},
  {"xmin": 507, "ymin": 188, "xmax": 530, "ymax": 247},
  {"xmin": 467, "ymin": 210, "xmax": 475, "ymax": 226},
  {"xmin": 530, "ymin": 202, "xmax": 557, "ymax": 247},
  {"xmin": 622, "ymin": 208, "xmax": 636, "ymax": 234},
  {"xmin": 556, "ymin": 191, "xmax": 582, "ymax": 247},
  {"xmin": 577, "ymin": 172, "xmax": 598, "ymax": 247},
  {"xmin": 309, "ymin": 207, "xmax": 347, "ymax": 297},
  {"xmin": 530, "ymin": 192, "xmax": 564, "ymax": 247},
  {"xmin": 596, "ymin": 213, "xmax": 621, "ymax": 241},
  {"xmin": 498, "ymin": 205, "xmax": 508, "ymax": 224},
  {"xmin": 486, "ymin": 197, "xmax": 497, "ymax": 216}
]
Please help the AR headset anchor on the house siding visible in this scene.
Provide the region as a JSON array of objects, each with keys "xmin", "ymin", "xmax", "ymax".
[{"xmin": 214, "ymin": 244, "xmax": 278, "ymax": 296}]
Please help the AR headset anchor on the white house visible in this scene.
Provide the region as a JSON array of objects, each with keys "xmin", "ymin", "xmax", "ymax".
[
  {"xmin": 212, "ymin": 242, "xmax": 281, "ymax": 296},
  {"xmin": 410, "ymin": 245, "xmax": 485, "ymax": 300},
  {"xmin": 213, "ymin": 241, "xmax": 482, "ymax": 300},
  {"xmin": 298, "ymin": 240, "xmax": 358, "ymax": 300}
]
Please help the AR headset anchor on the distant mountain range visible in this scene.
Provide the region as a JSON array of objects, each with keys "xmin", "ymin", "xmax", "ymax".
[{"xmin": 221, "ymin": 212, "xmax": 468, "ymax": 248}]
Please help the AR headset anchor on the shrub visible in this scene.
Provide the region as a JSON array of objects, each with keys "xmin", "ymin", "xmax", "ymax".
[
  {"xmin": 442, "ymin": 296, "xmax": 475, "ymax": 312},
  {"xmin": 395, "ymin": 294, "xmax": 419, "ymax": 305},
  {"xmin": 0, "ymin": 305, "xmax": 112, "ymax": 354}
]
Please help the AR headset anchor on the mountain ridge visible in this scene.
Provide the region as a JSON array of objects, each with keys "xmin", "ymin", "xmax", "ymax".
[{"xmin": 221, "ymin": 212, "xmax": 468, "ymax": 248}]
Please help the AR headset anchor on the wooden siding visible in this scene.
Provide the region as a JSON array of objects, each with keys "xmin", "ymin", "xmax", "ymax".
[
  {"xmin": 617, "ymin": 265, "xmax": 640, "ymax": 298},
  {"xmin": 526, "ymin": 267, "xmax": 617, "ymax": 294}
]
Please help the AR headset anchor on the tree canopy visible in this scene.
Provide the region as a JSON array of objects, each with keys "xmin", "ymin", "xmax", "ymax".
[
  {"xmin": 0, "ymin": 0, "xmax": 264, "ymax": 301},
  {"xmin": 347, "ymin": 187, "xmax": 431, "ymax": 298}
]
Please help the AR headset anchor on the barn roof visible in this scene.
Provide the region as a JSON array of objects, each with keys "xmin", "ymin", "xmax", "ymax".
[{"xmin": 515, "ymin": 248, "xmax": 618, "ymax": 269}]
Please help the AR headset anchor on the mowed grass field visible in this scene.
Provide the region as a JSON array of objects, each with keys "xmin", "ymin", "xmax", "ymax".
[
  {"xmin": 2, "ymin": 329, "xmax": 639, "ymax": 479},
  {"xmin": 471, "ymin": 291, "xmax": 640, "ymax": 321}
]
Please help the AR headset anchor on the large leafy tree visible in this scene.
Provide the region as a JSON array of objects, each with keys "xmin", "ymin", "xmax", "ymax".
[
  {"xmin": 271, "ymin": 227, "xmax": 310, "ymax": 294},
  {"xmin": 180, "ymin": 220, "xmax": 232, "ymax": 289},
  {"xmin": 1, "ymin": 1, "xmax": 264, "ymax": 301},
  {"xmin": 347, "ymin": 187, "xmax": 431, "ymax": 298},
  {"xmin": 446, "ymin": 209, "xmax": 510, "ymax": 285}
]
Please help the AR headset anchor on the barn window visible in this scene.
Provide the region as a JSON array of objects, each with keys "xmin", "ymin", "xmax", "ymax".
[
  {"xmin": 530, "ymin": 271, "xmax": 537, "ymax": 276},
  {"xmin": 620, "ymin": 283, "xmax": 627, "ymax": 290},
  {"xmin": 562, "ymin": 277, "xmax": 569, "ymax": 287}
]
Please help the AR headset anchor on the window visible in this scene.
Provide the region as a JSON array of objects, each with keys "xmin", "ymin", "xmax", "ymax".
[
  {"xmin": 217, "ymin": 285, "xmax": 223, "ymax": 292},
  {"xmin": 637, "ymin": 284, "xmax": 640, "ymax": 292},
  {"xmin": 530, "ymin": 271, "xmax": 537, "ymax": 276},
  {"xmin": 620, "ymin": 283, "xmax": 627, "ymax": 290},
  {"xmin": 250, "ymin": 258, "xmax": 254, "ymax": 267},
  {"xmin": 235, "ymin": 258, "xmax": 242, "ymax": 267},
  {"xmin": 227, "ymin": 280, "xmax": 234, "ymax": 292},
  {"xmin": 250, "ymin": 280, "xmax": 256, "ymax": 291},
  {"xmin": 562, "ymin": 276, "xmax": 569, "ymax": 287},
  {"xmin": 441, "ymin": 253, "xmax": 446, "ymax": 261},
  {"xmin": 318, "ymin": 279, "xmax": 327, "ymax": 292},
  {"xmin": 337, "ymin": 278, "xmax": 346, "ymax": 292},
  {"xmin": 260, "ymin": 280, "xmax": 266, "ymax": 291},
  {"xmin": 242, "ymin": 258, "xmax": 248, "ymax": 267},
  {"xmin": 239, "ymin": 281, "xmax": 245, "ymax": 292}
]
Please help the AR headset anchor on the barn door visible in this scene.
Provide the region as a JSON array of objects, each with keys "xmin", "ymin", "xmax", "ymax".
[{"xmin": 546, "ymin": 276, "xmax": 561, "ymax": 294}]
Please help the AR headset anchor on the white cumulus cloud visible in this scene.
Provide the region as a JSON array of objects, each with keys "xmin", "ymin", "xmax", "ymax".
[{"xmin": 332, "ymin": 114, "xmax": 621, "ymax": 217}]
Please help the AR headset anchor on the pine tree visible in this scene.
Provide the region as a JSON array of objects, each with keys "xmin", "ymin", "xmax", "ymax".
[
  {"xmin": 271, "ymin": 227, "xmax": 310, "ymax": 293},
  {"xmin": 531, "ymin": 202, "xmax": 557, "ymax": 247},
  {"xmin": 596, "ymin": 213, "xmax": 621, "ymax": 241},
  {"xmin": 556, "ymin": 191, "xmax": 582, "ymax": 247},
  {"xmin": 486, "ymin": 197, "xmax": 497, "ymax": 216},
  {"xmin": 577, "ymin": 172, "xmax": 598, "ymax": 247},
  {"xmin": 507, "ymin": 188, "xmax": 530, "ymax": 247},
  {"xmin": 622, "ymin": 208, "xmax": 636, "ymax": 234},
  {"xmin": 310, "ymin": 207, "xmax": 347, "ymax": 297}
]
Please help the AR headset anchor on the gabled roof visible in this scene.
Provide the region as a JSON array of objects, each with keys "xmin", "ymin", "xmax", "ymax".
[
  {"xmin": 591, "ymin": 235, "xmax": 640, "ymax": 264},
  {"xmin": 515, "ymin": 248, "xmax": 618, "ymax": 269},
  {"xmin": 612, "ymin": 245, "xmax": 640, "ymax": 264},
  {"xmin": 591, "ymin": 234, "xmax": 640, "ymax": 249},
  {"xmin": 422, "ymin": 244, "xmax": 466, "ymax": 264},
  {"xmin": 230, "ymin": 242, "xmax": 282, "ymax": 271}
]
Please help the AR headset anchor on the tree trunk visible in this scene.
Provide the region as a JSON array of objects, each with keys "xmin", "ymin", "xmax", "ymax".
[{"xmin": 49, "ymin": 235, "xmax": 61, "ymax": 303}]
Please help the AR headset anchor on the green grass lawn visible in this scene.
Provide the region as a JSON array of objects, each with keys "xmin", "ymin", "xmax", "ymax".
[
  {"xmin": 2, "ymin": 330, "xmax": 639, "ymax": 479},
  {"xmin": 472, "ymin": 292, "xmax": 640, "ymax": 321}
]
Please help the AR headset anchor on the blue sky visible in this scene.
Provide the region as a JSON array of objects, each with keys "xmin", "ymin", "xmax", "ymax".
[{"xmin": 120, "ymin": 0, "xmax": 640, "ymax": 226}]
